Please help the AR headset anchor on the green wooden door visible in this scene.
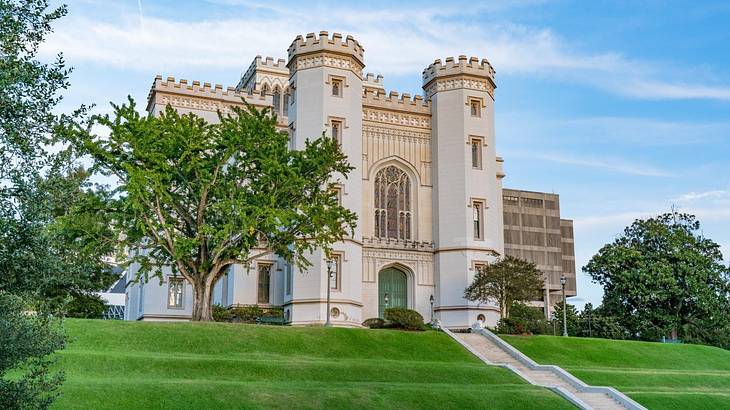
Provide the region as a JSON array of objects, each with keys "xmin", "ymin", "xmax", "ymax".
[{"xmin": 378, "ymin": 267, "xmax": 407, "ymax": 318}]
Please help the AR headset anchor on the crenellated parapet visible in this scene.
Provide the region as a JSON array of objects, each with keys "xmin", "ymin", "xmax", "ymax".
[
  {"xmin": 287, "ymin": 31, "xmax": 365, "ymax": 77},
  {"xmin": 146, "ymin": 75, "xmax": 271, "ymax": 118},
  {"xmin": 363, "ymin": 72, "xmax": 385, "ymax": 93},
  {"xmin": 236, "ymin": 55, "xmax": 289, "ymax": 93},
  {"xmin": 362, "ymin": 88, "xmax": 430, "ymax": 117},
  {"xmin": 422, "ymin": 55, "xmax": 496, "ymax": 99}
]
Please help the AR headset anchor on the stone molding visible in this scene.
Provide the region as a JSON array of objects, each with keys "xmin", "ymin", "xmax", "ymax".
[
  {"xmin": 362, "ymin": 107, "xmax": 431, "ymax": 129},
  {"xmin": 290, "ymin": 52, "xmax": 363, "ymax": 78}
]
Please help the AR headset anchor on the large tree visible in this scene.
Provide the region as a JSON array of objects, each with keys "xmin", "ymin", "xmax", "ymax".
[
  {"xmin": 584, "ymin": 211, "xmax": 730, "ymax": 344},
  {"xmin": 464, "ymin": 256, "xmax": 544, "ymax": 319},
  {"xmin": 63, "ymin": 100, "xmax": 358, "ymax": 321}
]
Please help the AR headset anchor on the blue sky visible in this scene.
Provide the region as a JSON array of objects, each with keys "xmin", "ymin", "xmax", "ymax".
[{"xmin": 43, "ymin": 0, "xmax": 730, "ymax": 308}]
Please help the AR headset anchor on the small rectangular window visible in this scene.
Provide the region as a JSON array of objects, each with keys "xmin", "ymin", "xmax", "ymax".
[
  {"xmin": 332, "ymin": 186, "xmax": 343, "ymax": 206},
  {"xmin": 332, "ymin": 79, "xmax": 343, "ymax": 96},
  {"xmin": 471, "ymin": 139, "xmax": 482, "ymax": 169},
  {"xmin": 473, "ymin": 201, "xmax": 484, "ymax": 240},
  {"xmin": 258, "ymin": 263, "xmax": 272, "ymax": 304},
  {"xmin": 167, "ymin": 277, "xmax": 184, "ymax": 309},
  {"xmin": 331, "ymin": 120, "xmax": 342, "ymax": 144},
  {"xmin": 329, "ymin": 254, "xmax": 342, "ymax": 290},
  {"xmin": 470, "ymin": 100, "xmax": 481, "ymax": 117}
]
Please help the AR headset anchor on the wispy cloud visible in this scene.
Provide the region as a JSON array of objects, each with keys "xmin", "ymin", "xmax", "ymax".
[
  {"xmin": 516, "ymin": 152, "xmax": 675, "ymax": 177},
  {"xmin": 40, "ymin": 1, "xmax": 730, "ymax": 101},
  {"xmin": 675, "ymin": 189, "xmax": 730, "ymax": 202}
]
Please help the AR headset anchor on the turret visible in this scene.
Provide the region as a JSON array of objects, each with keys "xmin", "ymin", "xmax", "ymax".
[
  {"xmin": 284, "ymin": 32, "xmax": 365, "ymax": 326},
  {"xmin": 426, "ymin": 55, "xmax": 504, "ymax": 328}
]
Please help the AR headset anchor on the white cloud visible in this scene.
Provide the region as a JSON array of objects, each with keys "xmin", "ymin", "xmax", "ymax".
[
  {"xmin": 675, "ymin": 189, "xmax": 730, "ymax": 202},
  {"xmin": 516, "ymin": 152, "xmax": 674, "ymax": 177},
  {"xmin": 40, "ymin": 1, "xmax": 730, "ymax": 101}
]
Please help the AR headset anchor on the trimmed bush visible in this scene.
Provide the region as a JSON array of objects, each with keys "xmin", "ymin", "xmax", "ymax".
[
  {"xmin": 496, "ymin": 302, "xmax": 549, "ymax": 335},
  {"xmin": 212, "ymin": 305, "xmax": 233, "ymax": 322},
  {"xmin": 229, "ymin": 306, "xmax": 284, "ymax": 323},
  {"xmin": 362, "ymin": 318, "xmax": 385, "ymax": 329},
  {"xmin": 66, "ymin": 293, "xmax": 107, "ymax": 319},
  {"xmin": 384, "ymin": 308, "xmax": 424, "ymax": 331}
]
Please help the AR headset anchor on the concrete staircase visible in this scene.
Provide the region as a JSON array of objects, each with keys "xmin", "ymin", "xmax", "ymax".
[{"xmin": 446, "ymin": 329, "xmax": 646, "ymax": 410}]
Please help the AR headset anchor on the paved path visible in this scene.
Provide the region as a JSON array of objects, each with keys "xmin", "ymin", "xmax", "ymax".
[{"xmin": 455, "ymin": 332, "xmax": 627, "ymax": 410}]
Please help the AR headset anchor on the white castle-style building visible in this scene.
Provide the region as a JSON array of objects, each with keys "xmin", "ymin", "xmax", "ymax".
[{"xmin": 124, "ymin": 32, "xmax": 576, "ymax": 327}]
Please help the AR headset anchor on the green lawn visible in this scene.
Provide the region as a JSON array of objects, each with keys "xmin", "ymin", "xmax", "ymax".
[
  {"xmin": 52, "ymin": 320, "xmax": 572, "ymax": 409},
  {"xmin": 501, "ymin": 335, "xmax": 730, "ymax": 410}
]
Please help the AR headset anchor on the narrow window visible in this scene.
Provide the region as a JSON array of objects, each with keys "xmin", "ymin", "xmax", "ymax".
[
  {"xmin": 332, "ymin": 79, "xmax": 343, "ymax": 96},
  {"xmin": 473, "ymin": 201, "xmax": 484, "ymax": 240},
  {"xmin": 283, "ymin": 90, "xmax": 290, "ymax": 116},
  {"xmin": 272, "ymin": 89, "xmax": 281, "ymax": 114},
  {"xmin": 329, "ymin": 254, "xmax": 342, "ymax": 290},
  {"xmin": 258, "ymin": 263, "xmax": 272, "ymax": 304},
  {"xmin": 285, "ymin": 264, "xmax": 292, "ymax": 296},
  {"xmin": 167, "ymin": 277, "xmax": 184, "ymax": 309},
  {"xmin": 471, "ymin": 139, "xmax": 482, "ymax": 169},
  {"xmin": 261, "ymin": 84, "xmax": 269, "ymax": 97},
  {"xmin": 470, "ymin": 100, "xmax": 481, "ymax": 117},
  {"xmin": 331, "ymin": 120, "xmax": 342, "ymax": 144},
  {"xmin": 247, "ymin": 86, "xmax": 254, "ymax": 96}
]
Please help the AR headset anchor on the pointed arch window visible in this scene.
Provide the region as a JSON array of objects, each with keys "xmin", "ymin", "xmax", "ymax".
[
  {"xmin": 374, "ymin": 166, "xmax": 412, "ymax": 240},
  {"xmin": 283, "ymin": 88, "xmax": 290, "ymax": 116},
  {"xmin": 272, "ymin": 87, "xmax": 281, "ymax": 114}
]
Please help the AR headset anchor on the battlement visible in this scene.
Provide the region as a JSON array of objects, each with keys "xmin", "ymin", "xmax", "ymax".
[
  {"xmin": 422, "ymin": 55, "xmax": 495, "ymax": 87},
  {"xmin": 147, "ymin": 75, "xmax": 267, "ymax": 113},
  {"xmin": 288, "ymin": 31, "xmax": 364, "ymax": 67},
  {"xmin": 362, "ymin": 87, "xmax": 430, "ymax": 115},
  {"xmin": 363, "ymin": 72, "xmax": 385, "ymax": 94},
  {"xmin": 238, "ymin": 55, "xmax": 289, "ymax": 91}
]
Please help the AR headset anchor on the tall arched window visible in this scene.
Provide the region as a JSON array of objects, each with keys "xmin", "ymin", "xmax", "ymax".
[
  {"xmin": 283, "ymin": 88, "xmax": 290, "ymax": 116},
  {"xmin": 272, "ymin": 87, "xmax": 281, "ymax": 115},
  {"xmin": 374, "ymin": 166, "xmax": 411, "ymax": 240}
]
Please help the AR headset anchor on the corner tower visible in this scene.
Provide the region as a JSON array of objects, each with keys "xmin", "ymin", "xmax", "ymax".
[
  {"xmin": 425, "ymin": 56, "xmax": 505, "ymax": 328},
  {"xmin": 285, "ymin": 32, "xmax": 365, "ymax": 326}
]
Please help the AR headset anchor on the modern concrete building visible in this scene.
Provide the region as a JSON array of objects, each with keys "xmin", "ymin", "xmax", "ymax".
[
  {"xmin": 502, "ymin": 189, "xmax": 576, "ymax": 318},
  {"xmin": 125, "ymin": 31, "xmax": 574, "ymax": 328}
]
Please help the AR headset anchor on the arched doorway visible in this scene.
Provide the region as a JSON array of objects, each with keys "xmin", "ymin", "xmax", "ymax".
[{"xmin": 378, "ymin": 267, "xmax": 408, "ymax": 318}]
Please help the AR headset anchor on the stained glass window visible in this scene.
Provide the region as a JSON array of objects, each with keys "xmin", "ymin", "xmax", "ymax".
[{"xmin": 374, "ymin": 166, "xmax": 411, "ymax": 240}]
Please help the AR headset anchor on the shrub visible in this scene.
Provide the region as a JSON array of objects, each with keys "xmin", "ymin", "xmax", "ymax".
[
  {"xmin": 496, "ymin": 302, "xmax": 549, "ymax": 335},
  {"xmin": 362, "ymin": 318, "xmax": 385, "ymax": 329},
  {"xmin": 66, "ymin": 293, "xmax": 106, "ymax": 319},
  {"xmin": 212, "ymin": 305, "xmax": 233, "ymax": 322},
  {"xmin": 229, "ymin": 306, "xmax": 284, "ymax": 323},
  {"xmin": 384, "ymin": 308, "xmax": 424, "ymax": 331}
]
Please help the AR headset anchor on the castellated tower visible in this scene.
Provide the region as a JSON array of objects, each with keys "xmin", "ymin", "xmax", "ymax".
[
  {"xmin": 285, "ymin": 32, "xmax": 365, "ymax": 326},
  {"xmin": 424, "ymin": 56, "xmax": 506, "ymax": 328}
]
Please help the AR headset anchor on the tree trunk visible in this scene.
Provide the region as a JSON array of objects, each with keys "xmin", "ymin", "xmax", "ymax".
[{"xmin": 191, "ymin": 280, "xmax": 213, "ymax": 321}]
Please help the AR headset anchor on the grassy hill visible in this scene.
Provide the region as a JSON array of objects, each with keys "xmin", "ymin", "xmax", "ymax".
[
  {"xmin": 502, "ymin": 335, "xmax": 730, "ymax": 410},
  {"xmin": 52, "ymin": 320, "xmax": 572, "ymax": 409}
]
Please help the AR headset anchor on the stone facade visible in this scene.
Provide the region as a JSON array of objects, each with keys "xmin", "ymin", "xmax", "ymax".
[{"xmin": 125, "ymin": 31, "xmax": 575, "ymax": 328}]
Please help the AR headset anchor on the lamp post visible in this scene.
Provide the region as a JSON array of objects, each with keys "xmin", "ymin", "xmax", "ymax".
[
  {"xmin": 325, "ymin": 259, "xmax": 335, "ymax": 327},
  {"xmin": 429, "ymin": 294, "xmax": 435, "ymax": 324},
  {"xmin": 560, "ymin": 275, "xmax": 568, "ymax": 337},
  {"xmin": 384, "ymin": 292, "xmax": 389, "ymax": 318}
]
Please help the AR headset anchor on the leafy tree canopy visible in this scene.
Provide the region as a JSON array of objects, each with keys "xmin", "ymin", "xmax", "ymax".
[
  {"xmin": 62, "ymin": 100, "xmax": 358, "ymax": 321},
  {"xmin": 464, "ymin": 256, "xmax": 544, "ymax": 319},
  {"xmin": 584, "ymin": 211, "xmax": 730, "ymax": 344}
]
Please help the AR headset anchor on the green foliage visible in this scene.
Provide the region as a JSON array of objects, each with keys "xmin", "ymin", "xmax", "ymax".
[
  {"xmin": 584, "ymin": 211, "xmax": 730, "ymax": 346},
  {"xmin": 551, "ymin": 301, "xmax": 580, "ymax": 336},
  {"xmin": 577, "ymin": 303, "xmax": 628, "ymax": 340},
  {"xmin": 0, "ymin": 292, "xmax": 65, "ymax": 409},
  {"xmin": 384, "ymin": 308, "xmax": 425, "ymax": 330},
  {"xmin": 212, "ymin": 304, "xmax": 233, "ymax": 322},
  {"xmin": 62, "ymin": 99, "xmax": 358, "ymax": 321},
  {"xmin": 464, "ymin": 256, "xmax": 544, "ymax": 319},
  {"xmin": 362, "ymin": 318, "xmax": 386, "ymax": 329},
  {"xmin": 497, "ymin": 302, "xmax": 549, "ymax": 335},
  {"xmin": 65, "ymin": 292, "xmax": 106, "ymax": 319},
  {"xmin": 227, "ymin": 306, "xmax": 283, "ymax": 323}
]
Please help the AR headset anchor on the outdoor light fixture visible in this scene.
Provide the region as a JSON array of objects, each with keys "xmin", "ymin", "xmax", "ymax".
[
  {"xmin": 325, "ymin": 259, "xmax": 335, "ymax": 327},
  {"xmin": 384, "ymin": 292, "xmax": 389, "ymax": 309},
  {"xmin": 429, "ymin": 294, "xmax": 435, "ymax": 324},
  {"xmin": 560, "ymin": 275, "xmax": 568, "ymax": 337}
]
